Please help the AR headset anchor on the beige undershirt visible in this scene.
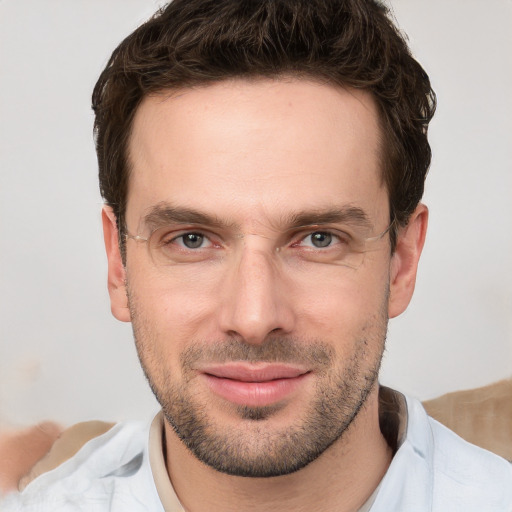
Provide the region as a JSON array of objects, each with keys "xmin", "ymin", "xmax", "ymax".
[
  {"xmin": 148, "ymin": 412, "xmax": 183, "ymax": 511},
  {"xmin": 148, "ymin": 389, "xmax": 407, "ymax": 512}
]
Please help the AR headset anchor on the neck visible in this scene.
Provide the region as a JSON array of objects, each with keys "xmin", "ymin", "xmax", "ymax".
[{"xmin": 164, "ymin": 387, "xmax": 392, "ymax": 512}]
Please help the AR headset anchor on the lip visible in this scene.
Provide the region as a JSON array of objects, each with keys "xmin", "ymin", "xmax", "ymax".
[{"xmin": 199, "ymin": 363, "xmax": 311, "ymax": 407}]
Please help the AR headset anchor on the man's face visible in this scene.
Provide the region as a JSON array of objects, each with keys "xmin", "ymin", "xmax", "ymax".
[{"xmin": 114, "ymin": 79, "xmax": 398, "ymax": 476}]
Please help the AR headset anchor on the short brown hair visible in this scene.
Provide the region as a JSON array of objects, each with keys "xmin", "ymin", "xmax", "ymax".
[{"xmin": 92, "ymin": 0, "xmax": 435, "ymax": 253}]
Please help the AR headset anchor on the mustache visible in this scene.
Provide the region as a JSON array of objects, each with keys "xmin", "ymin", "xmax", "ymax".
[{"xmin": 180, "ymin": 336, "xmax": 334, "ymax": 370}]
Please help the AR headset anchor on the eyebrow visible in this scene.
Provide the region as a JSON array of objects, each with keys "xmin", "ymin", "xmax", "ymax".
[
  {"xmin": 143, "ymin": 203, "xmax": 236, "ymax": 232},
  {"xmin": 283, "ymin": 207, "xmax": 373, "ymax": 230},
  {"xmin": 141, "ymin": 202, "xmax": 373, "ymax": 233}
]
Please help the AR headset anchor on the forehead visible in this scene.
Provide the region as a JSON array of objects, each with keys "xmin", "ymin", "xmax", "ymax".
[{"xmin": 126, "ymin": 79, "xmax": 387, "ymax": 230}]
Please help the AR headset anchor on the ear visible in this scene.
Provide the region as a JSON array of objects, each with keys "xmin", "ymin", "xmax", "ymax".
[
  {"xmin": 388, "ymin": 204, "xmax": 428, "ymax": 319},
  {"xmin": 102, "ymin": 206, "xmax": 131, "ymax": 322}
]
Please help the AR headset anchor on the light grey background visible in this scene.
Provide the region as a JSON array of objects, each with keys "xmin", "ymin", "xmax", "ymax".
[{"xmin": 1, "ymin": 0, "xmax": 511, "ymax": 427}]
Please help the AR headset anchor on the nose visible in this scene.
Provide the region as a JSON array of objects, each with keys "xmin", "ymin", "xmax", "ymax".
[{"xmin": 218, "ymin": 245, "xmax": 296, "ymax": 344}]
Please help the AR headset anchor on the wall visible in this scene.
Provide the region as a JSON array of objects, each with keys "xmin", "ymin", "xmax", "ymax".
[{"xmin": 0, "ymin": 0, "xmax": 510, "ymax": 426}]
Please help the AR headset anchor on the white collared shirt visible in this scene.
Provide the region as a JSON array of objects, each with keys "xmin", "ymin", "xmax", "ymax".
[{"xmin": 2, "ymin": 392, "xmax": 511, "ymax": 511}]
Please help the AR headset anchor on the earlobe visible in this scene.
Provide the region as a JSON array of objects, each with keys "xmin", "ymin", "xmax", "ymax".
[
  {"xmin": 388, "ymin": 204, "xmax": 428, "ymax": 319},
  {"xmin": 102, "ymin": 206, "xmax": 131, "ymax": 323}
]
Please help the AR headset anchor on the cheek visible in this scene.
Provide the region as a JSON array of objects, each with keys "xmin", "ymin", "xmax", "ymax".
[
  {"xmin": 292, "ymin": 264, "xmax": 390, "ymax": 341},
  {"xmin": 128, "ymin": 265, "xmax": 222, "ymax": 340}
]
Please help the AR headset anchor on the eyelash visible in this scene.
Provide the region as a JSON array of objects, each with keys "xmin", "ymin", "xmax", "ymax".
[
  {"xmin": 294, "ymin": 231, "xmax": 348, "ymax": 249},
  {"xmin": 161, "ymin": 229, "xmax": 349, "ymax": 251},
  {"xmin": 164, "ymin": 232, "xmax": 215, "ymax": 250}
]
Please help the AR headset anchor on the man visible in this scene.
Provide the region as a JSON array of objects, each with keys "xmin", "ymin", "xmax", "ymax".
[{"xmin": 3, "ymin": 0, "xmax": 511, "ymax": 510}]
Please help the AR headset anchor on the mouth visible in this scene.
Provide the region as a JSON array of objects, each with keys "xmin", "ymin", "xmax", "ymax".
[{"xmin": 199, "ymin": 363, "xmax": 311, "ymax": 407}]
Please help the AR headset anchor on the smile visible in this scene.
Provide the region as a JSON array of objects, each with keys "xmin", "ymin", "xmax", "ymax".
[{"xmin": 199, "ymin": 363, "xmax": 311, "ymax": 407}]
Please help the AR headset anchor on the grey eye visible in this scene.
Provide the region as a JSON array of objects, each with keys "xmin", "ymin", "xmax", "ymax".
[
  {"xmin": 182, "ymin": 233, "xmax": 205, "ymax": 249},
  {"xmin": 310, "ymin": 232, "xmax": 332, "ymax": 248}
]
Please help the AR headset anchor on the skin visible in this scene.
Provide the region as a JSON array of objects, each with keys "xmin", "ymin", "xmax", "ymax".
[{"xmin": 103, "ymin": 78, "xmax": 427, "ymax": 511}]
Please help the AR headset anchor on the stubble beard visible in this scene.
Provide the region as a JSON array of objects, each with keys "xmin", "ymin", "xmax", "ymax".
[{"xmin": 129, "ymin": 293, "xmax": 388, "ymax": 478}]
